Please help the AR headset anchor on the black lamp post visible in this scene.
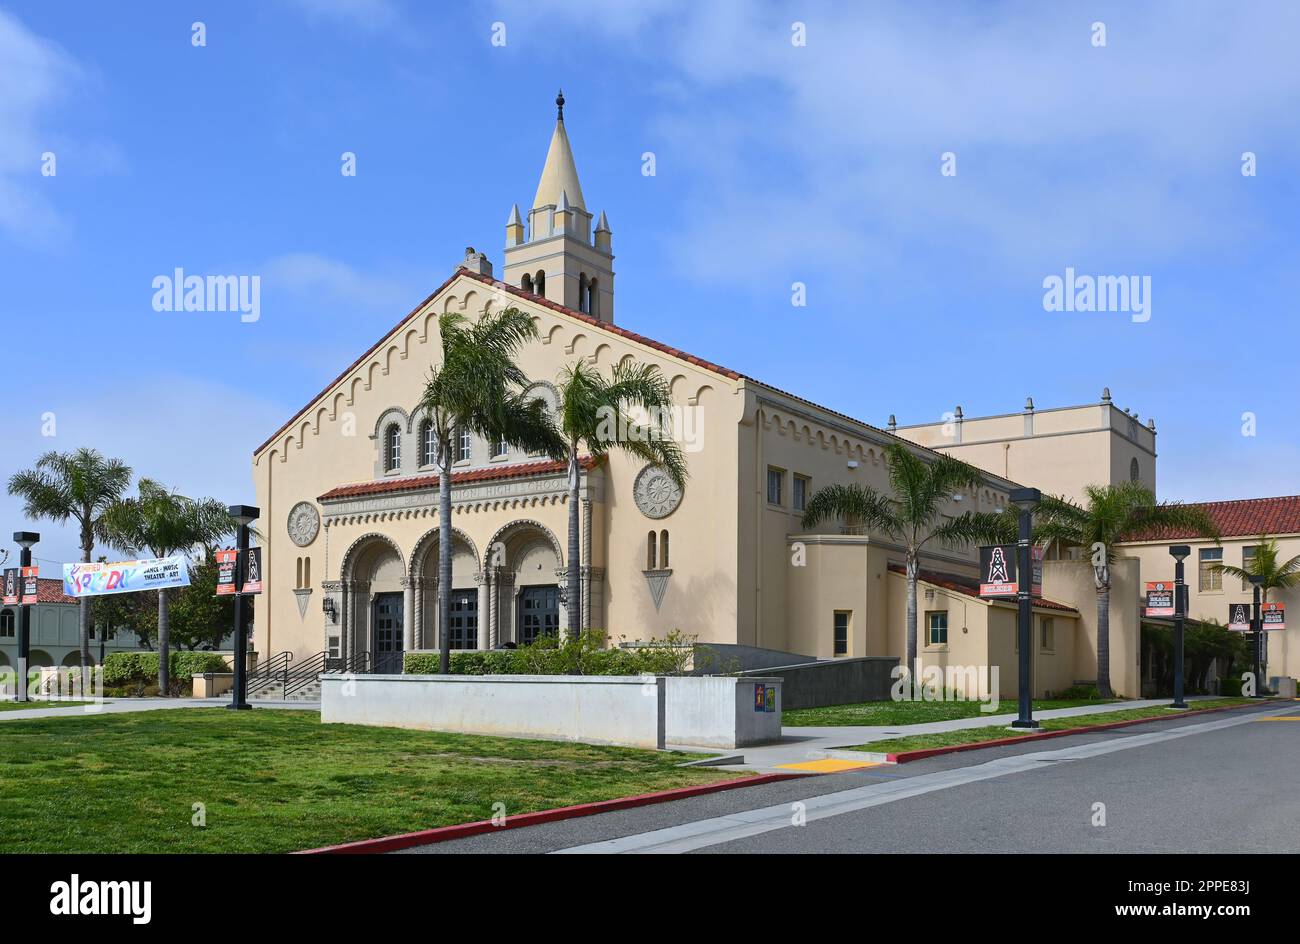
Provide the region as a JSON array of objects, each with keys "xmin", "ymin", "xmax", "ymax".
[
  {"xmin": 13, "ymin": 532, "xmax": 39, "ymax": 703},
  {"xmin": 1169, "ymin": 544, "xmax": 1190, "ymax": 709},
  {"xmin": 1249, "ymin": 574, "xmax": 1265, "ymax": 697},
  {"xmin": 1009, "ymin": 488, "xmax": 1041, "ymax": 729},
  {"xmin": 227, "ymin": 505, "xmax": 259, "ymax": 711}
]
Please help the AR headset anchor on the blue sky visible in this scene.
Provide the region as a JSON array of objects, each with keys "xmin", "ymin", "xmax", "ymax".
[{"xmin": 2, "ymin": 0, "xmax": 1298, "ymax": 565}]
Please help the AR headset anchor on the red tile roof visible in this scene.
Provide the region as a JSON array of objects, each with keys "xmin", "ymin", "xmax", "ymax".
[
  {"xmin": 888, "ymin": 563, "xmax": 1079, "ymax": 613},
  {"xmin": 319, "ymin": 456, "xmax": 597, "ymax": 501},
  {"xmin": 1124, "ymin": 495, "xmax": 1300, "ymax": 541},
  {"xmin": 36, "ymin": 578, "xmax": 78, "ymax": 605}
]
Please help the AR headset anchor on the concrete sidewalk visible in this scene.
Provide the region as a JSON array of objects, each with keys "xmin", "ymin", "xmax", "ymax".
[
  {"xmin": 692, "ymin": 697, "xmax": 1224, "ymax": 772},
  {"xmin": 0, "ymin": 697, "xmax": 319, "ymax": 721}
]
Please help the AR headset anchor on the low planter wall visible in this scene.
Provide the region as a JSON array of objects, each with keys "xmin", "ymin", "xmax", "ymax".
[
  {"xmin": 740, "ymin": 656, "xmax": 897, "ymax": 710},
  {"xmin": 320, "ymin": 674, "xmax": 785, "ymax": 750},
  {"xmin": 321, "ymin": 674, "xmax": 666, "ymax": 749},
  {"xmin": 665, "ymin": 676, "xmax": 782, "ymax": 747}
]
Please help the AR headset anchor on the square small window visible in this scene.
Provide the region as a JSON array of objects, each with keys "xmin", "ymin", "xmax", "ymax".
[
  {"xmin": 492, "ymin": 437, "xmax": 508, "ymax": 458},
  {"xmin": 833, "ymin": 611, "xmax": 850, "ymax": 657},
  {"xmin": 1199, "ymin": 548, "xmax": 1223, "ymax": 592},
  {"xmin": 793, "ymin": 475, "xmax": 809, "ymax": 512},
  {"xmin": 767, "ymin": 468, "xmax": 784, "ymax": 506},
  {"xmin": 926, "ymin": 611, "xmax": 948, "ymax": 647}
]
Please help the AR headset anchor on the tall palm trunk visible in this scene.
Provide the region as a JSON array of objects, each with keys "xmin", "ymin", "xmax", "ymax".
[
  {"xmin": 905, "ymin": 553, "xmax": 919, "ymax": 680},
  {"xmin": 1095, "ymin": 581, "xmax": 1113, "ymax": 698},
  {"xmin": 79, "ymin": 528, "xmax": 93, "ymax": 670},
  {"xmin": 565, "ymin": 443, "xmax": 581, "ymax": 638},
  {"xmin": 157, "ymin": 587, "xmax": 170, "ymax": 696},
  {"xmin": 438, "ymin": 439, "xmax": 453, "ymax": 674}
]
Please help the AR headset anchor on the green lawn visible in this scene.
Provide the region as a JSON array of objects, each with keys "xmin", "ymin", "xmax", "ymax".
[
  {"xmin": 844, "ymin": 698, "xmax": 1257, "ymax": 755},
  {"xmin": 0, "ymin": 708, "xmax": 738, "ymax": 853},
  {"xmin": 0, "ymin": 700, "xmax": 94, "ymax": 712},
  {"xmin": 782, "ymin": 697, "xmax": 1117, "ymax": 727}
]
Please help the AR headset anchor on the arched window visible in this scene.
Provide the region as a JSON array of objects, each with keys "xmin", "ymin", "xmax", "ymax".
[
  {"xmin": 659, "ymin": 530, "xmax": 669, "ymax": 569},
  {"xmin": 384, "ymin": 423, "xmax": 401, "ymax": 471},
  {"xmin": 1130, "ymin": 457, "xmax": 1140, "ymax": 482},
  {"xmin": 646, "ymin": 531, "xmax": 657, "ymax": 571},
  {"xmin": 457, "ymin": 427, "xmax": 473, "ymax": 462},
  {"xmin": 578, "ymin": 274, "xmax": 590, "ymax": 314},
  {"xmin": 534, "ymin": 270, "xmax": 546, "ymax": 297},
  {"xmin": 303, "ymin": 557, "xmax": 311, "ymax": 587},
  {"xmin": 588, "ymin": 278, "xmax": 599, "ymax": 318},
  {"xmin": 295, "ymin": 557, "xmax": 303, "ymax": 589},
  {"xmin": 521, "ymin": 273, "xmax": 534, "ymax": 293},
  {"xmin": 420, "ymin": 419, "xmax": 436, "ymax": 467}
]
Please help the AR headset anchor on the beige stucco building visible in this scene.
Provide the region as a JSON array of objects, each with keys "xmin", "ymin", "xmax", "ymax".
[{"xmin": 249, "ymin": 101, "xmax": 1292, "ymax": 699}]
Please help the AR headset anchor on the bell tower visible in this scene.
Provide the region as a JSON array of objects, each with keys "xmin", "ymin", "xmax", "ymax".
[{"xmin": 503, "ymin": 91, "xmax": 615, "ymax": 323}]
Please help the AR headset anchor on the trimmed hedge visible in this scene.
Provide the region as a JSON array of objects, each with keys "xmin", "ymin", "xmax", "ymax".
[
  {"xmin": 102, "ymin": 651, "xmax": 229, "ymax": 687},
  {"xmin": 403, "ymin": 647, "xmax": 681, "ymax": 677},
  {"xmin": 1218, "ymin": 676, "xmax": 1246, "ymax": 697}
]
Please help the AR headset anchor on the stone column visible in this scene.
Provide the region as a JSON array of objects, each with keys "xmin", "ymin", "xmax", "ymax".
[
  {"xmin": 339, "ymin": 581, "xmax": 351, "ymax": 662},
  {"xmin": 402, "ymin": 578, "xmax": 415, "ymax": 652},
  {"xmin": 488, "ymin": 569, "xmax": 500, "ymax": 649},
  {"xmin": 476, "ymin": 573, "xmax": 490, "ymax": 650},
  {"xmin": 412, "ymin": 575, "xmax": 424, "ymax": 649}
]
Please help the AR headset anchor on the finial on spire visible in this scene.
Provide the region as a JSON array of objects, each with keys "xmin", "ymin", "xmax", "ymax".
[{"xmin": 556, "ymin": 89, "xmax": 565, "ymax": 121}]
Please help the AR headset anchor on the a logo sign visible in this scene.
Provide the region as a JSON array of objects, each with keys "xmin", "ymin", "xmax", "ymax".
[
  {"xmin": 21, "ymin": 566, "xmax": 39, "ymax": 604},
  {"xmin": 2, "ymin": 568, "xmax": 18, "ymax": 605},
  {"xmin": 1144, "ymin": 581, "xmax": 1175, "ymax": 617},
  {"xmin": 1227, "ymin": 603, "xmax": 1251, "ymax": 631},
  {"xmin": 63, "ymin": 558, "xmax": 189, "ymax": 598},
  {"xmin": 1261, "ymin": 602, "xmax": 1285, "ymax": 631},
  {"xmin": 979, "ymin": 545, "xmax": 1043, "ymax": 598},
  {"xmin": 754, "ymin": 683, "xmax": 767, "ymax": 712},
  {"xmin": 216, "ymin": 548, "xmax": 262, "ymax": 596}
]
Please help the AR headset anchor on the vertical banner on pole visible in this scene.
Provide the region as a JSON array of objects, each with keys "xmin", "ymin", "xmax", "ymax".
[{"xmin": 20, "ymin": 567, "xmax": 39, "ymax": 604}]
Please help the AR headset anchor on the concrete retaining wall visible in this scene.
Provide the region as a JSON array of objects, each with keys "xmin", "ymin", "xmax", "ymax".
[
  {"xmin": 664, "ymin": 676, "xmax": 782, "ymax": 747},
  {"xmin": 741, "ymin": 656, "xmax": 898, "ymax": 710},
  {"xmin": 692, "ymin": 643, "xmax": 819, "ymax": 674},
  {"xmin": 320, "ymin": 674, "xmax": 784, "ymax": 750}
]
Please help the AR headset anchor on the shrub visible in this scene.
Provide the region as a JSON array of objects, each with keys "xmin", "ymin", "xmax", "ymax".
[
  {"xmin": 1218, "ymin": 676, "xmax": 1246, "ymax": 697},
  {"xmin": 401, "ymin": 630, "xmax": 698, "ymax": 677},
  {"xmin": 102, "ymin": 651, "xmax": 227, "ymax": 693},
  {"xmin": 1056, "ymin": 684, "xmax": 1103, "ymax": 701}
]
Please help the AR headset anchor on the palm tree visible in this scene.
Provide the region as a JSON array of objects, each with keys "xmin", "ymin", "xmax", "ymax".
[
  {"xmin": 417, "ymin": 308, "xmax": 566, "ymax": 673},
  {"xmin": 556, "ymin": 359, "xmax": 687, "ymax": 636},
  {"xmin": 801, "ymin": 443, "xmax": 1004, "ymax": 675},
  {"xmin": 8, "ymin": 448, "xmax": 132, "ymax": 668},
  {"xmin": 1212, "ymin": 535, "xmax": 1300, "ymax": 678},
  {"xmin": 1034, "ymin": 482, "xmax": 1218, "ymax": 698},
  {"xmin": 101, "ymin": 480, "xmax": 233, "ymax": 695}
]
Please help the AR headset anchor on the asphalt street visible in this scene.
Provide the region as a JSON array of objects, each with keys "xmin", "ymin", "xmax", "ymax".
[{"xmin": 398, "ymin": 701, "xmax": 1300, "ymax": 854}]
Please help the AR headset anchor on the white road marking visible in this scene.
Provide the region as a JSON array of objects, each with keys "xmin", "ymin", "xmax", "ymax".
[{"xmin": 553, "ymin": 705, "xmax": 1294, "ymax": 854}]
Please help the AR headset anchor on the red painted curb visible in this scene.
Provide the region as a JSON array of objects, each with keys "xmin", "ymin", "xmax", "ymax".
[
  {"xmin": 295, "ymin": 771, "xmax": 809, "ymax": 854},
  {"xmin": 884, "ymin": 702, "xmax": 1264, "ymax": 763}
]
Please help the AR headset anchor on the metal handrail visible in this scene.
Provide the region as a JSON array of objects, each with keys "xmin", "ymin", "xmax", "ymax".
[
  {"xmin": 248, "ymin": 650, "xmax": 292, "ymax": 685},
  {"xmin": 282, "ymin": 650, "xmax": 328, "ymax": 698}
]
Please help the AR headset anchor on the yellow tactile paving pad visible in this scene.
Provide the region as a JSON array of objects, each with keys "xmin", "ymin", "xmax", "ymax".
[
  {"xmin": 777, "ymin": 758, "xmax": 881, "ymax": 773},
  {"xmin": 1255, "ymin": 716, "xmax": 1300, "ymax": 721}
]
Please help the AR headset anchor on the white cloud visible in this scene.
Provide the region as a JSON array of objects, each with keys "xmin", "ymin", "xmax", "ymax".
[
  {"xmin": 0, "ymin": 376, "xmax": 290, "ymax": 567},
  {"xmin": 0, "ymin": 9, "xmax": 81, "ymax": 243},
  {"xmin": 262, "ymin": 252, "xmax": 424, "ymax": 311}
]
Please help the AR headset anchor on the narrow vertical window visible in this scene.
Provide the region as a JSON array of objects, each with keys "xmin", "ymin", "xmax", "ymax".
[
  {"xmin": 384, "ymin": 423, "xmax": 401, "ymax": 471},
  {"xmin": 833, "ymin": 611, "xmax": 849, "ymax": 657},
  {"xmin": 646, "ymin": 531, "xmax": 657, "ymax": 570},
  {"xmin": 420, "ymin": 419, "xmax": 436, "ymax": 467},
  {"xmin": 659, "ymin": 530, "xmax": 669, "ymax": 568},
  {"xmin": 457, "ymin": 427, "xmax": 472, "ymax": 462}
]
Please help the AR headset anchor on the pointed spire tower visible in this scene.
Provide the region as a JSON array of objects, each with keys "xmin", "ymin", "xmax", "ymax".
[{"xmin": 503, "ymin": 91, "xmax": 615, "ymax": 322}]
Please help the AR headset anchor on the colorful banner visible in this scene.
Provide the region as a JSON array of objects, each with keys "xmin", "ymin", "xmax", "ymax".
[
  {"xmin": 1144, "ymin": 581, "xmax": 1175, "ymax": 617},
  {"xmin": 1261, "ymin": 602, "xmax": 1285, "ymax": 632},
  {"xmin": 216, "ymin": 548, "xmax": 262, "ymax": 595},
  {"xmin": 21, "ymin": 566, "xmax": 39, "ymax": 604},
  {"xmin": 978, "ymin": 545, "xmax": 1043, "ymax": 598},
  {"xmin": 1227, "ymin": 603, "xmax": 1251, "ymax": 632},
  {"xmin": 63, "ymin": 557, "xmax": 190, "ymax": 598},
  {"xmin": 2, "ymin": 568, "xmax": 17, "ymax": 605}
]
